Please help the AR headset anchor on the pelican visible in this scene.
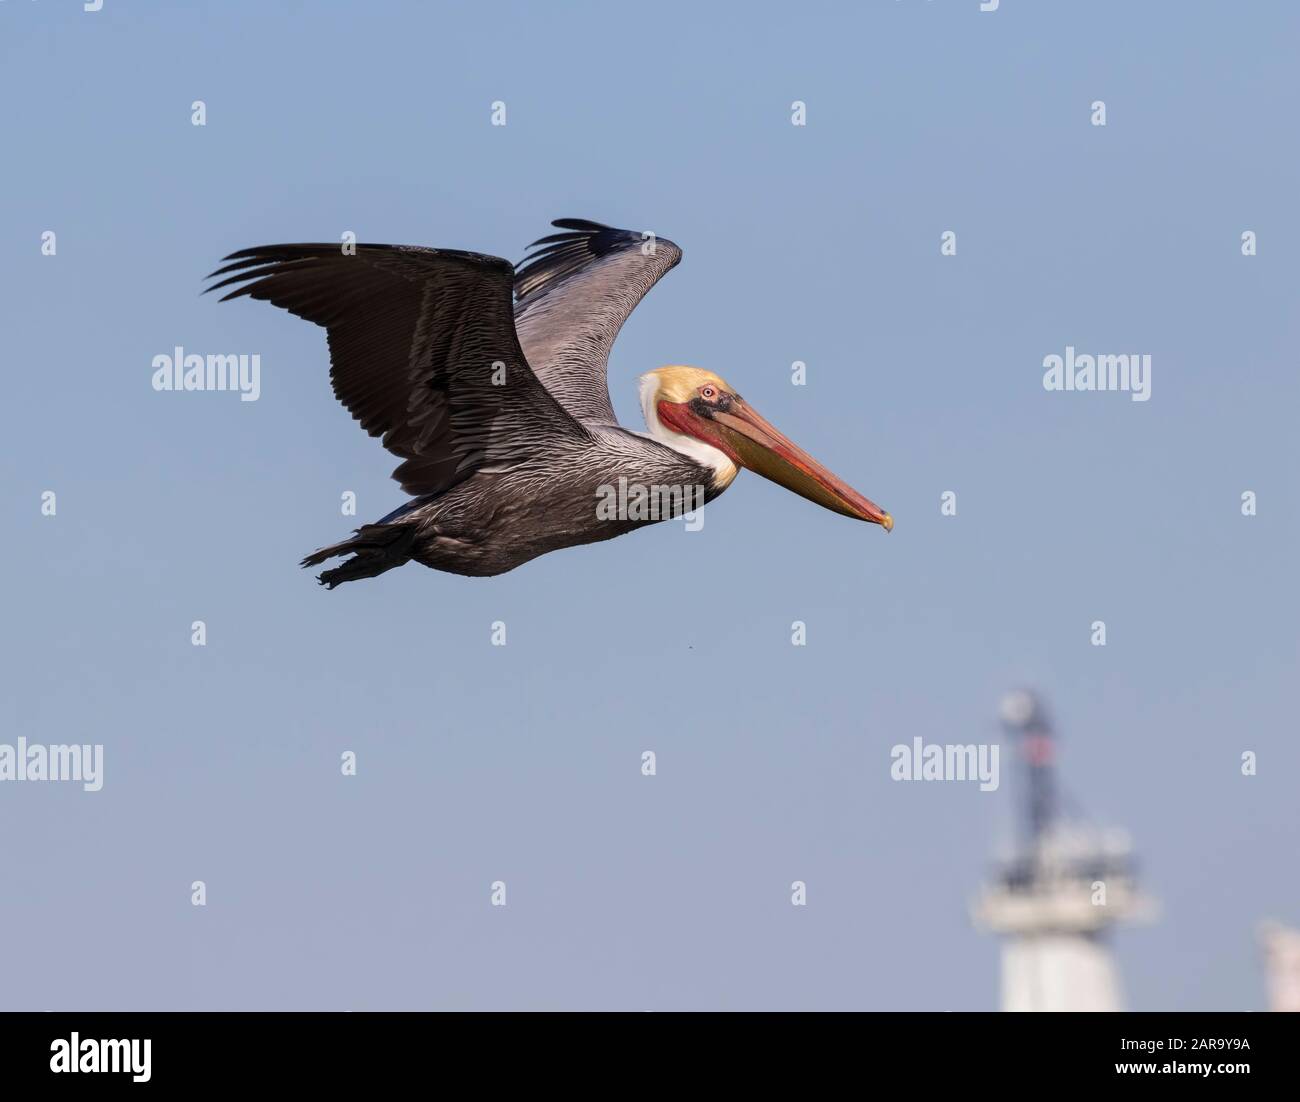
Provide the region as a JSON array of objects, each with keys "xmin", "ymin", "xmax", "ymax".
[{"xmin": 206, "ymin": 219, "xmax": 892, "ymax": 586}]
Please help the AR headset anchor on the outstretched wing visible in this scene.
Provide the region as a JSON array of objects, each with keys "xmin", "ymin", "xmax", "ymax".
[
  {"xmin": 206, "ymin": 243, "xmax": 588, "ymax": 496},
  {"xmin": 513, "ymin": 219, "xmax": 682, "ymax": 425}
]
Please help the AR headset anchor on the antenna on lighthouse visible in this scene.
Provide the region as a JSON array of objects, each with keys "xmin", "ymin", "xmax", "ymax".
[
  {"xmin": 999, "ymin": 689, "xmax": 1055, "ymax": 847},
  {"xmin": 972, "ymin": 690, "xmax": 1156, "ymax": 1011}
]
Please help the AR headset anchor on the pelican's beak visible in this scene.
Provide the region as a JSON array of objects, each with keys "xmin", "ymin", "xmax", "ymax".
[{"xmin": 710, "ymin": 399, "xmax": 892, "ymax": 529}]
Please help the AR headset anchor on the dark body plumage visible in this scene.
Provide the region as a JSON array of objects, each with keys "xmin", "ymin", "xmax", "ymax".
[{"xmin": 207, "ymin": 220, "xmax": 714, "ymax": 584}]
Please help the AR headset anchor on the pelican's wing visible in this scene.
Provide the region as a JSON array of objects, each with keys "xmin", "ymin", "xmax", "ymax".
[
  {"xmin": 206, "ymin": 243, "xmax": 589, "ymax": 496},
  {"xmin": 513, "ymin": 219, "xmax": 682, "ymax": 425}
]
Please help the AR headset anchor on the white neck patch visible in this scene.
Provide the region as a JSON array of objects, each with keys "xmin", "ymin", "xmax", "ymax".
[{"xmin": 637, "ymin": 373, "xmax": 738, "ymax": 484}]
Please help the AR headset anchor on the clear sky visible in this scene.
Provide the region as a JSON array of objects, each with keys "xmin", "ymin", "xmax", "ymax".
[{"xmin": 2, "ymin": 0, "xmax": 1297, "ymax": 1010}]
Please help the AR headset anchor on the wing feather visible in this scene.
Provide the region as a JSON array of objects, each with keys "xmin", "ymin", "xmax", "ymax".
[
  {"xmin": 207, "ymin": 243, "xmax": 588, "ymax": 496},
  {"xmin": 512, "ymin": 220, "xmax": 682, "ymax": 424}
]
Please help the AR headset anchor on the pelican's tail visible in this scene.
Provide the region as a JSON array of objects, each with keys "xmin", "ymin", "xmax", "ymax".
[{"xmin": 301, "ymin": 523, "xmax": 418, "ymax": 589}]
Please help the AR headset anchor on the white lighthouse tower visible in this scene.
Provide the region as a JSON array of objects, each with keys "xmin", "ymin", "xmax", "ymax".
[
  {"xmin": 971, "ymin": 691, "xmax": 1156, "ymax": 1012},
  {"xmin": 1258, "ymin": 921, "xmax": 1300, "ymax": 1012}
]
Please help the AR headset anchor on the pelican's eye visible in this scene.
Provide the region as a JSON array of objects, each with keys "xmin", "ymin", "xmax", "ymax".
[{"xmin": 700, "ymin": 385, "xmax": 717, "ymax": 400}]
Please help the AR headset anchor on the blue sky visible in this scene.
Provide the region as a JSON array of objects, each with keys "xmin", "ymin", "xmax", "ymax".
[{"xmin": 2, "ymin": 0, "xmax": 1297, "ymax": 1009}]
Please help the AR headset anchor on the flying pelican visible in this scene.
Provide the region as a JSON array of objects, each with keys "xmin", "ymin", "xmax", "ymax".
[{"xmin": 206, "ymin": 219, "xmax": 892, "ymax": 586}]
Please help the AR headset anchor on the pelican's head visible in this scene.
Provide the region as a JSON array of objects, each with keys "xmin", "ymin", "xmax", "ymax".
[{"xmin": 638, "ymin": 366, "xmax": 892, "ymax": 529}]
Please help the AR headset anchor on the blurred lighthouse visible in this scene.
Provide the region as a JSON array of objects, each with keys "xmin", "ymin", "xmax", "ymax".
[
  {"xmin": 1258, "ymin": 921, "xmax": 1300, "ymax": 1011},
  {"xmin": 971, "ymin": 691, "xmax": 1156, "ymax": 1011}
]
